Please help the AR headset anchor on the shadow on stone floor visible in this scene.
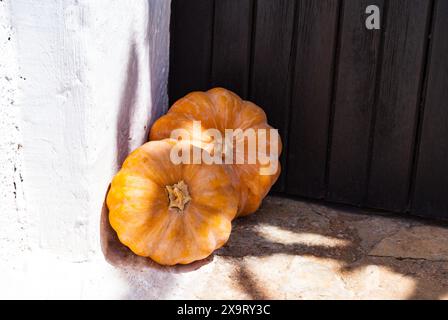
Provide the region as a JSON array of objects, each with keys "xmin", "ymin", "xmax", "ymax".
[
  {"xmin": 100, "ymin": 173, "xmax": 448, "ymax": 299},
  {"xmin": 216, "ymin": 196, "xmax": 448, "ymax": 300}
]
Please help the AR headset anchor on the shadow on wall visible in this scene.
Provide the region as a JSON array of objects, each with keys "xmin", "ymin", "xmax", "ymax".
[
  {"xmin": 146, "ymin": 0, "xmax": 170, "ymax": 135},
  {"xmin": 116, "ymin": 43, "xmax": 139, "ymax": 167},
  {"xmin": 116, "ymin": 0, "xmax": 170, "ymax": 167},
  {"xmin": 101, "ymin": 0, "xmax": 195, "ymax": 299}
]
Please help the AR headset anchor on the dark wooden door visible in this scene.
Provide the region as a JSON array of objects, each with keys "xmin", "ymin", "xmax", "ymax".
[{"xmin": 169, "ymin": 0, "xmax": 448, "ymax": 220}]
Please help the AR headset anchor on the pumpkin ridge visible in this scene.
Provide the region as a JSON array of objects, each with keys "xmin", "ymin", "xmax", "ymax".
[
  {"xmin": 149, "ymin": 213, "xmax": 182, "ymax": 264},
  {"xmin": 183, "ymin": 208, "xmax": 217, "ymax": 257}
]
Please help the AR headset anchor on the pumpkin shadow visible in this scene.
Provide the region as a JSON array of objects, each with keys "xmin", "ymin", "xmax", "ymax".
[{"xmin": 100, "ymin": 185, "xmax": 214, "ymax": 273}]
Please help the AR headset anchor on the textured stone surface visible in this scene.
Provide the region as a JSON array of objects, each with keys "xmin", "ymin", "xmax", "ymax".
[
  {"xmin": 369, "ymin": 226, "xmax": 448, "ymax": 261},
  {"xmin": 100, "ymin": 196, "xmax": 448, "ymax": 300}
]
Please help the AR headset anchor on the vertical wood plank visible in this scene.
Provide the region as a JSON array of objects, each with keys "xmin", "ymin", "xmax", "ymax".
[
  {"xmin": 366, "ymin": 0, "xmax": 432, "ymax": 212},
  {"xmin": 211, "ymin": 0, "xmax": 253, "ymax": 98},
  {"xmin": 286, "ymin": 0, "xmax": 340, "ymax": 198},
  {"xmin": 168, "ymin": 0, "xmax": 214, "ymax": 105},
  {"xmin": 412, "ymin": 0, "xmax": 448, "ymax": 219},
  {"xmin": 327, "ymin": 0, "xmax": 384, "ymax": 205},
  {"xmin": 250, "ymin": 0, "xmax": 295, "ymax": 192}
]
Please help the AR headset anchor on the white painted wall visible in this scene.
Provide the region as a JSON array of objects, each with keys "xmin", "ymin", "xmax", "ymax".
[{"xmin": 0, "ymin": 0, "xmax": 212, "ymax": 299}]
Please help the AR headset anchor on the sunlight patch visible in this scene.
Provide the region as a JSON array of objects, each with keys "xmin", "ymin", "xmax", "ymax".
[{"xmin": 255, "ymin": 224, "xmax": 350, "ymax": 248}]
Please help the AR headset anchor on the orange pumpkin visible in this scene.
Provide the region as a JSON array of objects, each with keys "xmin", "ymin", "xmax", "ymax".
[
  {"xmin": 106, "ymin": 139, "xmax": 239, "ymax": 265},
  {"xmin": 150, "ymin": 88, "xmax": 282, "ymax": 216}
]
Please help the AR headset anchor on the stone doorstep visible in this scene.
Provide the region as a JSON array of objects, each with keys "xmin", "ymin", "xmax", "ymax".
[{"xmin": 102, "ymin": 196, "xmax": 448, "ymax": 300}]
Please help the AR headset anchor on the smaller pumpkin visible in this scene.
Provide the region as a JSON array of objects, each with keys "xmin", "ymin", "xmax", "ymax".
[
  {"xmin": 106, "ymin": 139, "xmax": 239, "ymax": 265},
  {"xmin": 149, "ymin": 88, "xmax": 282, "ymax": 217}
]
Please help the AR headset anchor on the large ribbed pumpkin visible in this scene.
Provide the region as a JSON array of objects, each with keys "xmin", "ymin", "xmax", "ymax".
[
  {"xmin": 106, "ymin": 139, "xmax": 239, "ymax": 265},
  {"xmin": 150, "ymin": 88, "xmax": 282, "ymax": 216}
]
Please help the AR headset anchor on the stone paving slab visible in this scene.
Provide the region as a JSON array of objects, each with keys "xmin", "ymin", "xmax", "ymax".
[{"xmin": 103, "ymin": 196, "xmax": 448, "ymax": 300}]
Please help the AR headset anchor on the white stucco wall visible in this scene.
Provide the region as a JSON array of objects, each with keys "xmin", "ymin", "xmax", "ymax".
[{"xmin": 0, "ymin": 0, "xmax": 193, "ymax": 299}]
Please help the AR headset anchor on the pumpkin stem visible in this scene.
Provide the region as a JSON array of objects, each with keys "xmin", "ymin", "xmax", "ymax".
[{"xmin": 166, "ymin": 180, "xmax": 191, "ymax": 212}]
